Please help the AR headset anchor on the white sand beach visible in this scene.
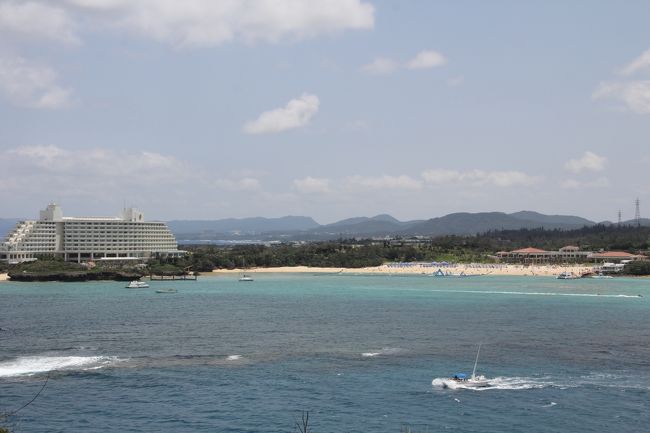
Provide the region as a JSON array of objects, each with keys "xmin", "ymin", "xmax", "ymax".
[{"xmin": 212, "ymin": 263, "xmax": 595, "ymax": 277}]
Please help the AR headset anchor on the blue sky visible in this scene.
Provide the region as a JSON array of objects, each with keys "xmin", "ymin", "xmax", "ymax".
[{"xmin": 1, "ymin": 0, "xmax": 649, "ymax": 223}]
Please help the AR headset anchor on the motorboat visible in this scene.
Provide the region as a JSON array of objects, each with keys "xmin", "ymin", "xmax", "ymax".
[
  {"xmin": 449, "ymin": 372, "xmax": 490, "ymax": 388},
  {"xmin": 556, "ymin": 271, "xmax": 578, "ymax": 279},
  {"xmin": 443, "ymin": 344, "xmax": 491, "ymax": 388},
  {"xmin": 126, "ymin": 280, "xmax": 149, "ymax": 288}
]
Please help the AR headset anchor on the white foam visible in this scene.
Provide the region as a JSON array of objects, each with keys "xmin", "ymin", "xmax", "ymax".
[
  {"xmin": 432, "ymin": 376, "xmax": 554, "ymax": 391},
  {"xmin": 361, "ymin": 347, "xmax": 404, "ymax": 357},
  {"xmin": 430, "ymin": 289, "xmax": 642, "ymax": 298},
  {"xmin": 226, "ymin": 355, "xmax": 242, "ymax": 361},
  {"xmin": 0, "ymin": 356, "xmax": 120, "ymax": 378}
]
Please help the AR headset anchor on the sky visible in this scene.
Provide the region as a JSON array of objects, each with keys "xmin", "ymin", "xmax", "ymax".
[{"xmin": 1, "ymin": 0, "xmax": 649, "ymax": 224}]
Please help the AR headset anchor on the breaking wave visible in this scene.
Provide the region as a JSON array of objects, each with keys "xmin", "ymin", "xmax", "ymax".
[
  {"xmin": 430, "ymin": 289, "xmax": 643, "ymax": 298},
  {"xmin": 0, "ymin": 355, "xmax": 123, "ymax": 378}
]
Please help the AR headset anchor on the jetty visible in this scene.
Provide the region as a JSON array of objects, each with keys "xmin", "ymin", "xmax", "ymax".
[{"xmin": 149, "ymin": 274, "xmax": 197, "ymax": 281}]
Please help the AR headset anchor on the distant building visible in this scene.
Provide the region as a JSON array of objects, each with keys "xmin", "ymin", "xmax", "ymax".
[
  {"xmin": 586, "ymin": 251, "xmax": 646, "ymax": 263},
  {"xmin": 496, "ymin": 246, "xmax": 591, "ymax": 264},
  {"xmin": 0, "ymin": 203, "xmax": 183, "ymax": 263},
  {"xmin": 496, "ymin": 246, "xmax": 646, "ymax": 265}
]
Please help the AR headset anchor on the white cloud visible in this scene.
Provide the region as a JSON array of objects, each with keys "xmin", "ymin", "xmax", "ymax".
[
  {"xmin": 293, "ymin": 176, "xmax": 330, "ymax": 193},
  {"xmin": 0, "ymin": 55, "xmax": 72, "ymax": 109},
  {"xmin": 406, "ymin": 50, "xmax": 446, "ymax": 70},
  {"xmin": 215, "ymin": 177, "xmax": 261, "ymax": 191},
  {"xmin": 0, "ymin": 1, "xmax": 79, "ymax": 44},
  {"xmin": 620, "ymin": 49, "xmax": 650, "ymax": 76},
  {"xmin": 561, "ymin": 177, "xmax": 611, "ymax": 189},
  {"xmin": 61, "ymin": 0, "xmax": 374, "ymax": 47},
  {"xmin": 6, "ymin": 145, "xmax": 184, "ymax": 177},
  {"xmin": 421, "ymin": 169, "xmax": 463, "ymax": 184},
  {"xmin": 244, "ymin": 93, "xmax": 319, "ymax": 134},
  {"xmin": 421, "ymin": 169, "xmax": 539, "ymax": 187},
  {"xmin": 447, "ymin": 76, "xmax": 464, "ymax": 87},
  {"xmin": 347, "ymin": 175, "xmax": 422, "ymax": 190},
  {"xmin": 10, "ymin": 144, "xmax": 65, "ymax": 161},
  {"xmin": 361, "ymin": 57, "xmax": 399, "ymax": 75},
  {"xmin": 1, "ymin": 145, "xmax": 194, "ymax": 196},
  {"xmin": 362, "ymin": 49, "xmax": 447, "ymax": 75},
  {"xmin": 592, "ymin": 80, "xmax": 650, "ymax": 114},
  {"xmin": 564, "ymin": 151, "xmax": 607, "ymax": 173}
]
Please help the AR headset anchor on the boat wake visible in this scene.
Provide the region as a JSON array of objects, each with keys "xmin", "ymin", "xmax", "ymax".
[
  {"xmin": 0, "ymin": 355, "xmax": 123, "ymax": 378},
  {"xmin": 430, "ymin": 289, "xmax": 643, "ymax": 298},
  {"xmin": 361, "ymin": 347, "xmax": 406, "ymax": 357},
  {"xmin": 432, "ymin": 376, "xmax": 553, "ymax": 391}
]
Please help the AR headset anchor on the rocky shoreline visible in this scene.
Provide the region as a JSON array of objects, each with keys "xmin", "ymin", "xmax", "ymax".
[{"xmin": 6, "ymin": 270, "xmax": 145, "ymax": 282}]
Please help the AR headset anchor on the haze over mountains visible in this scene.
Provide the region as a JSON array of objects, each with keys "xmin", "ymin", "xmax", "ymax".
[
  {"xmin": 3, "ymin": 212, "xmax": 649, "ymax": 243},
  {"xmin": 165, "ymin": 211, "xmax": 647, "ymax": 242}
]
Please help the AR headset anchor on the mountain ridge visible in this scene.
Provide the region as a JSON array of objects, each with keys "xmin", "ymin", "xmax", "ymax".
[{"xmin": 5, "ymin": 212, "xmax": 650, "ymax": 242}]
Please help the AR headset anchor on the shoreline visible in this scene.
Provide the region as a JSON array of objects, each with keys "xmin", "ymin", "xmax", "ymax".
[
  {"xmin": 0, "ymin": 273, "xmax": 7, "ymax": 282},
  {"xmin": 212, "ymin": 263, "xmax": 598, "ymax": 277}
]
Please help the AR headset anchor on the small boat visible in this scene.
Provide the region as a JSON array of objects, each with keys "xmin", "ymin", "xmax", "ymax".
[
  {"xmin": 446, "ymin": 345, "xmax": 491, "ymax": 388},
  {"xmin": 556, "ymin": 271, "xmax": 578, "ymax": 280},
  {"xmin": 126, "ymin": 280, "xmax": 149, "ymax": 288},
  {"xmin": 155, "ymin": 288, "xmax": 177, "ymax": 294},
  {"xmin": 238, "ymin": 258, "xmax": 254, "ymax": 281}
]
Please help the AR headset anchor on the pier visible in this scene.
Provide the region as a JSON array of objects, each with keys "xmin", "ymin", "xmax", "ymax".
[{"xmin": 149, "ymin": 274, "xmax": 197, "ymax": 281}]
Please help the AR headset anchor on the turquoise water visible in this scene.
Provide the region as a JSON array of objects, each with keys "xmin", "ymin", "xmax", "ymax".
[{"xmin": 1, "ymin": 274, "xmax": 649, "ymax": 432}]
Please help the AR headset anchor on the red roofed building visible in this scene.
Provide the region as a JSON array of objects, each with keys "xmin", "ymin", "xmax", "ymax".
[
  {"xmin": 496, "ymin": 246, "xmax": 592, "ymax": 264},
  {"xmin": 587, "ymin": 251, "xmax": 647, "ymax": 262}
]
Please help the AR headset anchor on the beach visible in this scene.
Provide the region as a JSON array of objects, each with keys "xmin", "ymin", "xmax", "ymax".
[{"xmin": 212, "ymin": 263, "xmax": 595, "ymax": 277}]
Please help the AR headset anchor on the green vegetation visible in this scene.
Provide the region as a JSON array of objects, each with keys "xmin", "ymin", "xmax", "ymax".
[
  {"xmin": 4, "ymin": 224, "xmax": 649, "ymax": 278},
  {"xmin": 623, "ymin": 260, "xmax": 650, "ymax": 276},
  {"xmin": 149, "ymin": 224, "xmax": 650, "ymax": 273},
  {"xmin": 7, "ymin": 259, "xmax": 145, "ymax": 282},
  {"xmin": 477, "ymin": 224, "xmax": 650, "ymax": 252}
]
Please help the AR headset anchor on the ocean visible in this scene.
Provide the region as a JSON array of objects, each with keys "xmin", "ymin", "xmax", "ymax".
[{"xmin": 1, "ymin": 274, "xmax": 649, "ymax": 432}]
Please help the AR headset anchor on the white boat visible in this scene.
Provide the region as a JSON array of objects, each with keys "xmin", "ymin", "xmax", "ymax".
[
  {"xmin": 238, "ymin": 259, "xmax": 254, "ymax": 281},
  {"xmin": 556, "ymin": 271, "xmax": 578, "ymax": 279},
  {"xmin": 126, "ymin": 280, "xmax": 149, "ymax": 288},
  {"xmin": 446, "ymin": 344, "xmax": 491, "ymax": 388}
]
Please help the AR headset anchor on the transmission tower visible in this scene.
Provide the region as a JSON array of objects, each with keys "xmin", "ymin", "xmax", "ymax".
[
  {"xmin": 618, "ymin": 210, "xmax": 622, "ymax": 226},
  {"xmin": 634, "ymin": 198, "xmax": 641, "ymax": 227}
]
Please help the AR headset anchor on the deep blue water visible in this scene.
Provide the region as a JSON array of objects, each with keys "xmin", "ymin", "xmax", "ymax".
[{"xmin": 1, "ymin": 274, "xmax": 649, "ymax": 432}]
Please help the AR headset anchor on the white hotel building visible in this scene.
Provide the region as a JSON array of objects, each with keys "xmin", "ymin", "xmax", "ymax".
[{"xmin": 0, "ymin": 204, "xmax": 183, "ymax": 263}]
